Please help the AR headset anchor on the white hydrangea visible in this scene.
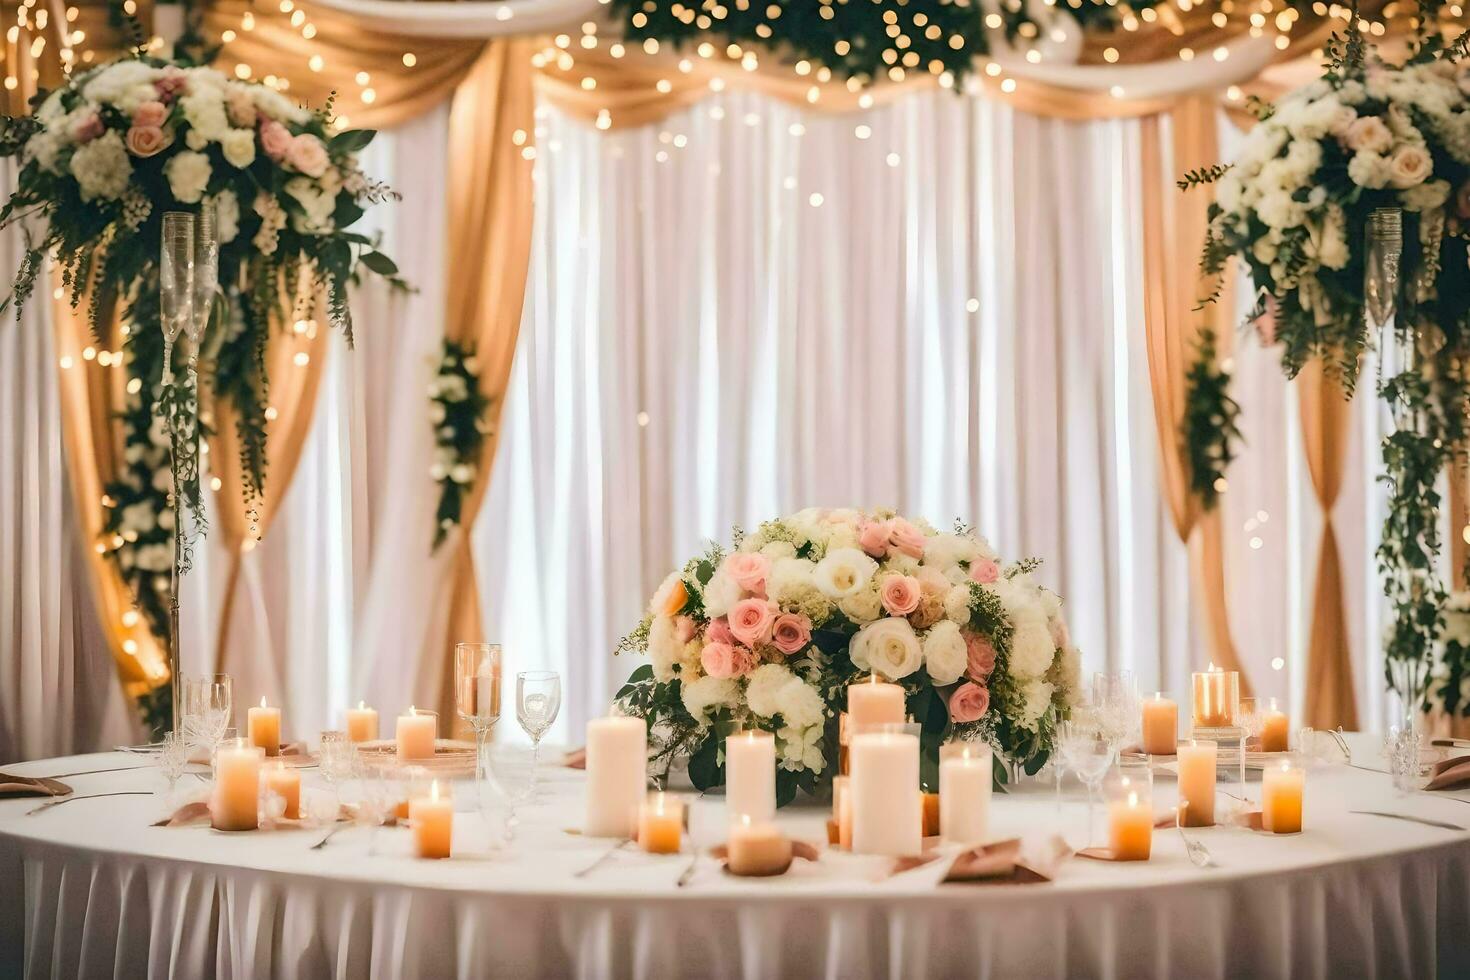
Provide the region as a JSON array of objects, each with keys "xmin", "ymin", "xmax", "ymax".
[
  {"xmin": 120, "ymin": 501, "xmax": 155, "ymax": 533},
  {"xmin": 69, "ymin": 131, "xmax": 132, "ymax": 201},
  {"xmin": 768, "ymin": 557, "xmax": 815, "ymax": 601},
  {"xmin": 943, "ymin": 585, "xmax": 972, "ymax": 625},
  {"xmin": 745, "ymin": 664, "xmax": 796, "ymax": 718},
  {"xmin": 682, "ymin": 675, "xmax": 737, "ymax": 727},
  {"xmin": 220, "ymin": 128, "xmax": 257, "ymax": 169},
  {"xmin": 813, "ymin": 547, "xmax": 878, "ymax": 599},
  {"xmin": 81, "ymin": 61, "xmax": 158, "ymax": 107},
  {"xmin": 702, "ymin": 566, "xmax": 741, "ymax": 619},
  {"xmin": 250, "ymin": 85, "xmax": 310, "ymax": 124},
  {"xmin": 1348, "ymin": 150, "xmax": 1392, "ymax": 189},
  {"xmin": 284, "ymin": 176, "xmax": 336, "ymax": 234},
  {"xmin": 181, "ymin": 92, "xmax": 231, "ymax": 144},
  {"xmin": 760, "ymin": 540, "xmax": 796, "ymax": 560},
  {"xmin": 777, "ymin": 723, "xmax": 825, "ymax": 773},
  {"xmin": 164, "ymin": 150, "xmax": 211, "ymax": 204},
  {"xmin": 1017, "ymin": 680, "xmax": 1056, "ymax": 730},
  {"xmin": 774, "ymin": 677, "xmax": 825, "ymax": 729},
  {"xmin": 648, "ymin": 615, "xmax": 681, "ymax": 682},
  {"xmin": 26, "ymin": 130, "xmax": 66, "ymax": 174},
  {"xmin": 922, "ymin": 620, "xmax": 967, "ymax": 685},
  {"xmin": 210, "ymin": 189, "xmax": 240, "ymax": 244}
]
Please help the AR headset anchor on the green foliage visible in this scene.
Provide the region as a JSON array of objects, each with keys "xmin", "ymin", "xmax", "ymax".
[
  {"xmin": 430, "ymin": 339, "xmax": 494, "ymax": 549},
  {"xmin": 1181, "ymin": 327, "xmax": 1242, "ymax": 510},
  {"xmin": 1176, "ymin": 164, "xmax": 1233, "ymax": 192}
]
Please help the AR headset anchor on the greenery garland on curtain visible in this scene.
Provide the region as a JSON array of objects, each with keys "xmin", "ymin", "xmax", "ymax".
[
  {"xmin": 1, "ymin": 43, "xmax": 402, "ymax": 731},
  {"xmin": 429, "ymin": 338, "xmax": 493, "ymax": 549},
  {"xmin": 1181, "ymin": 3, "xmax": 1470, "ymax": 716}
]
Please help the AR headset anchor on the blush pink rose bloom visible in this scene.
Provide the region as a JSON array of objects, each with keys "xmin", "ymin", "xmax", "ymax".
[
  {"xmin": 963, "ymin": 632, "xmax": 996, "ymax": 680},
  {"xmin": 133, "ymin": 100, "xmax": 167, "ymax": 128},
  {"xmin": 969, "ymin": 558, "xmax": 1000, "ymax": 584},
  {"xmin": 674, "ymin": 615, "xmax": 697, "ymax": 645},
  {"xmin": 948, "ymin": 682, "xmax": 991, "ymax": 723},
  {"xmin": 857, "ymin": 519, "xmax": 891, "ymax": 558},
  {"xmin": 725, "ymin": 552, "xmax": 771, "ymax": 596},
  {"xmin": 887, "ymin": 518, "xmax": 926, "ymax": 559},
  {"xmin": 286, "ymin": 133, "xmax": 330, "ymax": 177},
  {"xmin": 259, "ymin": 120, "xmax": 292, "ymax": 161},
  {"xmin": 125, "ymin": 126, "xmax": 169, "ymax": 158},
  {"xmin": 729, "ymin": 598, "xmax": 777, "ymax": 648},
  {"xmin": 771, "ymin": 613, "xmax": 812, "ymax": 655},
  {"xmin": 71, "ymin": 111, "xmax": 103, "ymax": 143},
  {"xmin": 917, "ymin": 566, "xmax": 950, "ymax": 596},
  {"xmin": 154, "ymin": 67, "xmax": 187, "ymax": 102},
  {"xmin": 880, "ymin": 575, "xmax": 922, "ymax": 616},
  {"xmin": 706, "ymin": 617, "xmax": 735, "ymax": 646},
  {"xmin": 701, "ymin": 642, "xmax": 739, "ymax": 679}
]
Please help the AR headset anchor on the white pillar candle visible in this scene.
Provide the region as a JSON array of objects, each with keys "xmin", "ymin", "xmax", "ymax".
[
  {"xmin": 939, "ymin": 742, "xmax": 992, "ymax": 847},
  {"xmin": 345, "ymin": 702, "xmax": 378, "ymax": 743},
  {"xmin": 1177, "ymin": 739, "xmax": 1217, "ymax": 827},
  {"xmin": 247, "ymin": 697, "xmax": 281, "ymax": 757},
  {"xmin": 724, "ymin": 730, "xmax": 776, "ymax": 824},
  {"xmin": 396, "ymin": 706, "xmax": 437, "ymax": 761},
  {"xmin": 848, "ymin": 676, "xmax": 905, "ymax": 730},
  {"xmin": 585, "ymin": 715, "xmax": 648, "ymax": 838},
  {"xmin": 850, "ymin": 729, "xmax": 922, "ymax": 857},
  {"xmin": 212, "ymin": 739, "xmax": 263, "ymax": 831}
]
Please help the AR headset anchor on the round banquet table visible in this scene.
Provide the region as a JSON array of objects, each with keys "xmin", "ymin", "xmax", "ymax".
[{"xmin": 2, "ymin": 735, "xmax": 1468, "ymax": 980}]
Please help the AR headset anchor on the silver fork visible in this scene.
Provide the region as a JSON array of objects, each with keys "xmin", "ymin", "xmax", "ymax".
[
  {"xmin": 311, "ymin": 823, "xmax": 353, "ymax": 850},
  {"xmin": 26, "ymin": 791, "xmax": 151, "ymax": 815},
  {"xmin": 574, "ymin": 837, "xmax": 632, "ymax": 878}
]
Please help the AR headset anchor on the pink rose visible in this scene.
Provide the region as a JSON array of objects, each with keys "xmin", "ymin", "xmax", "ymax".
[
  {"xmin": 964, "ymin": 632, "xmax": 996, "ymax": 680},
  {"xmin": 857, "ymin": 519, "xmax": 891, "ymax": 558},
  {"xmin": 259, "ymin": 120, "xmax": 292, "ymax": 162},
  {"xmin": 706, "ymin": 618, "xmax": 734, "ymax": 646},
  {"xmin": 226, "ymin": 89, "xmax": 258, "ymax": 128},
  {"xmin": 1343, "ymin": 115, "xmax": 1392, "ymax": 155},
  {"xmin": 917, "ymin": 566, "xmax": 950, "ymax": 596},
  {"xmin": 286, "ymin": 133, "xmax": 330, "ymax": 178},
  {"xmin": 701, "ymin": 642, "xmax": 738, "ymax": 679},
  {"xmin": 133, "ymin": 100, "xmax": 167, "ymax": 128},
  {"xmin": 729, "ymin": 598, "xmax": 776, "ymax": 648},
  {"xmin": 880, "ymin": 575, "xmax": 922, "ymax": 616},
  {"xmin": 969, "ymin": 558, "xmax": 1000, "ymax": 584},
  {"xmin": 771, "ymin": 613, "xmax": 812, "ymax": 655},
  {"xmin": 125, "ymin": 125, "xmax": 170, "ymax": 158},
  {"xmin": 1049, "ymin": 618, "xmax": 1070, "ymax": 650},
  {"xmin": 70, "ymin": 111, "xmax": 103, "ymax": 143},
  {"xmin": 725, "ymin": 552, "xmax": 770, "ymax": 596},
  {"xmin": 887, "ymin": 518, "xmax": 926, "ymax": 559},
  {"xmin": 948, "ymin": 682, "xmax": 991, "ymax": 723},
  {"xmin": 154, "ymin": 67, "xmax": 187, "ymax": 102},
  {"xmin": 674, "ymin": 615, "xmax": 697, "ymax": 645}
]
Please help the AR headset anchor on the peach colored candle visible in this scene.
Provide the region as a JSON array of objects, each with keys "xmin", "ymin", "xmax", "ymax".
[
  {"xmin": 637, "ymin": 792, "xmax": 683, "ymax": 854},
  {"xmin": 247, "ymin": 697, "xmax": 281, "ymax": 757},
  {"xmin": 396, "ymin": 706, "xmax": 436, "ymax": 761},
  {"xmin": 212, "ymin": 739, "xmax": 262, "ymax": 831},
  {"xmin": 345, "ymin": 702, "xmax": 378, "ymax": 743},
  {"xmin": 848, "ymin": 676, "xmax": 905, "ymax": 730},
  {"xmin": 1177, "ymin": 739, "xmax": 1217, "ymax": 827},
  {"xmin": 832, "ymin": 775, "xmax": 853, "ymax": 849},
  {"xmin": 409, "ymin": 780, "xmax": 453, "ymax": 858},
  {"xmin": 1260, "ymin": 698, "xmax": 1290, "ymax": 753},
  {"xmin": 261, "ymin": 760, "xmax": 300, "ymax": 820},
  {"xmin": 1108, "ymin": 789, "xmax": 1153, "ymax": 861},
  {"xmin": 727, "ymin": 815, "xmax": 793, "ymax": 876},
  {"xmin": 1141, "ymin": 694, "xmax": 1178, "ymax": 755},
  {"xmin": 1191, "ymin": 664, "xmax": 1239, "ymax": 729},
  {"xmin": 1262, "ymin": 763, "xmax": 1304, "ymax": 834}
]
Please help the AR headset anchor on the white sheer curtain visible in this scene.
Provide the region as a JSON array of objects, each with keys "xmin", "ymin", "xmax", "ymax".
[{"xmin": 476, "ymin": 90, "xmax": 1197, "ymax": 744}]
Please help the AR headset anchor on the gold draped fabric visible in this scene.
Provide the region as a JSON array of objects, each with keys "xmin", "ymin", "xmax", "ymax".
[
  {"xmin": 433, "ymin": 40, "xmax": 536, "ymax": 719},
  {"xmin": 1297, "ymin": 361, "xmax": 1358, "ymax": 729},
  {"xmin": 209, "ymin": 317, "xmax": 330, "ymax": 674},
  {"xmin": 1139, "ymin": 97, "xmax": 1252, "ymax": 696}
]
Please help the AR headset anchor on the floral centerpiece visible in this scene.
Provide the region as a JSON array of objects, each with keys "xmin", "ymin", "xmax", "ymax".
[
  {"xmin": 1, "ymin": 55, "xmax": 400, "ymax": 730},
  {"xmin": 1189, "ymin": 24, "xmax": 1470, "ymax": 713},
  {"xmin": 615, "ymin": 508, "xmax": 1083, "ymax": 803}
]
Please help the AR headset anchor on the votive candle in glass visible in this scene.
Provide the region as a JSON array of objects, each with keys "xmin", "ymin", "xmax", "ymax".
[
  {"xmin": 1176, "ymin": 739, "xmax": 1217, "ymax": 828},
  {"xmin": 637, "ymin": 791, "xmax": 684, "ymax": 854},
  {"xmin": 1106, "ymin": 764, "xmax": 1153, "ymax": 861},
  {"xmin": 396, "ymin": 706, "xmax": 437, "ymax": 761},
  {"xmin": 1191, "ymin": 664, "xmax": 1239, "ymax": 730},
  {"xmin": 247, "ymin": 696, "xmax": 281, "ymax": 757},
  {"xmin": 1260, "ymin": 698, "xmax": 1290, "ymax": 753},
  {"xmin": 1261, "ymin": 762, "xmax": 1304, "ymax": 834},
  {"xmin": 726, "ymin": 815, "xmax": 793, "ymax": 876},
  {"xmin": 1141, "ymin": 693, "xmax": 1178, "ymax": 755},
  {"xmin": 409, "ymin": 779, "xmax": 453, "ymax": 858}
]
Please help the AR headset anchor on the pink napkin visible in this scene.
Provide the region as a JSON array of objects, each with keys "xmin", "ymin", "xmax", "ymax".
[
  {"xmin": 562, "ymin": 747, "xmax": 586, "ymax": 770},
  {"xmin": 0, "ymin": 773, "xmax": 73, "ymax": 799},
  {"xmin": 893, "ymin": 836, "xmax": 1069, "ymax": 884},
  {"xmin": 1427, "ymin": 755, "xmax": 1470, "ymax": 791}
]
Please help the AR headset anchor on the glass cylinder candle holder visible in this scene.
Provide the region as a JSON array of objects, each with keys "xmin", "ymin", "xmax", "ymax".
[
  {"xmin": 1261, "ymin": 761, "xmax": 1304, "ymax": 834},
  {"xmin": 1104, "ymin": 761, "xmax": 1154, "ymax": 861},
  {"xmin": 638, "ymin": 791, "xmax": 685, "ymax": 854},
  {"xmin": 1190, "ymin": 665, "xmax": 1240, "ymax": 731}
]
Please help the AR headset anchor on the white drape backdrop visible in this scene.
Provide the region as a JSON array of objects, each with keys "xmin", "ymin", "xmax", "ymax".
[{"xmin": 0, "ymin": 92, "xmax": 1415, "ymax": 761}]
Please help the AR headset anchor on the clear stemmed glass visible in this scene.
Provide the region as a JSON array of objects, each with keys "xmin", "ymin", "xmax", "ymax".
[
  {"xmin": 1091, "ymin": 671, "xmax": 1138, "ymax": 759},
  {"xmin": 516, "ymin": 670, "xmax": 562, "ymax": 801},
  {"xmin": 181, "ymin": 674, "xmax": 232, "ymax": 758},
  {"xmin": 1058, "ymin": 713, "xmax": 1113, "ymax": 848},
  {"xmin": 157, "ymin": 730, "xmax": 189, "ymax": 792},
  {"xmin": 455, "ymin": 643, "xmax": 503, "ymax": 787}
]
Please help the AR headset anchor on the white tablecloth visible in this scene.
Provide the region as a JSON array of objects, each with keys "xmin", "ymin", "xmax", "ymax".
[{"xmin": 2, "ymin": 736, "xmax": 1468, "ymax": 979}]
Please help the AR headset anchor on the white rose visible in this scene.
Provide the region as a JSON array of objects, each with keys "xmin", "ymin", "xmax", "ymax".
[
  {"xmin": 702, "ymin": 566, "xmax": 741, "ymax": 619},
  {"xmin": 850, "ymin": 617, "xmax": 923, "ymax": 680},
  {"xmin": 1401, "ymin": 179, "xmax": 1451, "ymax": 213},
  {"xmin": 70, "ymin": 131, "xmax": 132, "ymax": 201},
  {"xmin": 1343, "ymin": 115, "xmax": 1393, "ymax": 154},
  {"xmin": 181, "ymin": 91, "xmax": 230, "ymax": 143},
  {"xmin": 1387, "ymin": 144, "xmax": 1433, "ymax": 189},
  {"xmin": 1017, "ymin": 680, "xmax": 1056, "ymax": 730},
  {"xmin": 648, "ymin": 614, "xmax": 681, "ymax": 682},
  {"xmin": 838, "ymin": 585, "xmax": 882, "ymax": 624},
  {"xmin": 922, "ymin": 620, "xmax": 967, "ymax": 685},
  {"xmin": 151, "ymin": 467, "xmax": 173, "ymax": 493},
  {"xmin": 1254, "ymin": 190, "xmax": 1307, "ymax": 230},
  {"xmin": 165, "ymin": 150, "xmax": 211, "ymax": 204},
  {"xmin": 813, "ymin": 547, "xmax": 878, "ymax": 599},
  {"xmin": 429, "ymin": 462, "xmax": 447, "ymax": 481},
  {"xmin": 220, "ymin": 128, "xmax": 256, "ymax": 169},
  {"xmin": 682, "ymin": 675, "xmax": 737, "ymax": 727},
  {"xmin": 1347, "ymin": 150, "xmax": 1392, "ymax": 190},
  {"xmin": 745, "ymin": 663, "xmax": 796, "ymax": 718},
  {"xmin": 428, "ymin": 401, "xmax": 446, "ymax": 424},
  {"xmin": 250, "ymin": 85, "xmax": 310, "ymax": 124}
]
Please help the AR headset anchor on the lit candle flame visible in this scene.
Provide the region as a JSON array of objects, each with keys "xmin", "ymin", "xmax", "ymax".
[
  {"xmin": 358, "ymin": 700, "xmax": 366, "ymax": 710},
  {"xmin": 259, "ymin": 696, "xmax": 267, "ymax": 708},
  {"xmin": 430, "ymin": 779, "xmax": 440, "ymax": 802}
]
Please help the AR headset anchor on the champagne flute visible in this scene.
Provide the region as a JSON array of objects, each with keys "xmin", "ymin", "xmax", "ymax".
[
  {"xmin": 455, "ymin": 643, "xmax": 503, "ymax": 792},
  {"xmin": 516, "ymin": 671, "xmax": 562, "ymax": 801}
]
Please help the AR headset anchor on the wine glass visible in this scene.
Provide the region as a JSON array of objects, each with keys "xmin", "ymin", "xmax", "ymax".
[
  {"xmin": 157, "ymin": 730, "xmax": 189, "ymax": 792},
  {"xmin": 455, "ymin": 643, "xmax": 502, "ymax": 787},
  {"xmin": 516, "ymin": 671, "xmax": 562, "ymax": 801},
  {"xmin": 182, "ymin": 673, "xmax": 232, "ymax": 758},
  {"xmin": 1091, "ymin": 671, "xmax": 1138, "ymax": 758},
  {"xmin": 1058, "ymin": 713, "xmax": 1112, "ymax": 848}
]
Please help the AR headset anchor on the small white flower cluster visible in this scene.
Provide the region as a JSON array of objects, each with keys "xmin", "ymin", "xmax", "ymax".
[
  {"xmin": 1210, "ymin": 60, "xmax": 1470, "ymax": 309},
  {"xmin": 427, "ymin": 342, "xmax": 490, "ymax": 545},
  {"xmin": 630, "ymin": 508, "xmax": 1084, "ymax": 781}
]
